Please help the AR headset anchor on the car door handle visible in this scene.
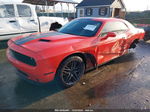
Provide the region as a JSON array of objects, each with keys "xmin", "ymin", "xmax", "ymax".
[
  {"xmin": 30, "ymin": 19, "xmax": 35, "ymax": 22},
  {"xmin": 9, "ymin": 20, "xmax": 16, "ymax": 23}
]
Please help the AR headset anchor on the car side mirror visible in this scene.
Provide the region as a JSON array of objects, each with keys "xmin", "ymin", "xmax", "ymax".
[
  {"xmin": 106, "ymin": 32, "xmax": 116, "ymax": 38},
  {"xmin": 100, "ymin": 32, "xmax": 116, "ymax": 41}
]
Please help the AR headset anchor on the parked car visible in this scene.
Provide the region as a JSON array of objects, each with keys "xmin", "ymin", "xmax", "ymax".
[
  {"xmin": 7, "ymin": 18, "xmax": 145, "ymax": 87},
  {"xmin": 0, "ymin": 3, "xmax": 68, "ymax": 40}
]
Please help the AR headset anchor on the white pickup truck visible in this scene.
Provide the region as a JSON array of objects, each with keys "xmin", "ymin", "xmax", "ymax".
[{"xmin": 0, "ymin": 3, "xmax": 68, "ymax": 40}]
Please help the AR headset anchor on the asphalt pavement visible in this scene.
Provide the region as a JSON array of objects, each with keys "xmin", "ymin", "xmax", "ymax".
[{"xmin": 0, "ymin": 41, "xmax": 150, "ymax": 109}]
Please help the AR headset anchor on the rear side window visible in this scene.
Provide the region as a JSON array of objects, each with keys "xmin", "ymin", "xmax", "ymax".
[
  {"xmin": 17, "ymin": 5, "xmax": 32, "ymax": 17},
  {"xmin": 101, "ymin": 21, "xmax": 128, "ymax": 34},
  {"xmin": 0, "ymin": 5, "xmax": 15, "ymax": 18},
  {"xmin": 124, "ymin": 21, "xmax": 135, "ymax": 29}
]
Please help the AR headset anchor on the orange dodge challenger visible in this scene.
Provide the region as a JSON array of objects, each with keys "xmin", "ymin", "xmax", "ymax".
[{"xmin": 7, "ymin": 18, "xmax": 145, "ymax": 87}]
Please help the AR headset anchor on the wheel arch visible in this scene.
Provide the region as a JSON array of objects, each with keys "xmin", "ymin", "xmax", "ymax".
[
  {"xmin": 129, "ymin": 39, "xmax": 139, "ymax": 49},
  {"xmin": 56, "ymin": 52, "xmax": 97, "ymax": 76}
]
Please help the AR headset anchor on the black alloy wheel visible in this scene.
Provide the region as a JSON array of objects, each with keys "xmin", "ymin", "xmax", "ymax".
[{"xmin": 58, "ymin": 56, "xmax": 85, "ymax": 88}]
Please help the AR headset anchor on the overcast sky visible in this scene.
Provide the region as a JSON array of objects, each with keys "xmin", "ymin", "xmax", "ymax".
[{"xmin": 0, "ymin": 0, "xmax": 150, "ymax": 11}]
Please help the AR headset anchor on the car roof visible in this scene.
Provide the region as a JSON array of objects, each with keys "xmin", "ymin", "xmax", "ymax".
[{"xmin": 77, "ymin": 17, "xmax": 125, "ymax": 23}]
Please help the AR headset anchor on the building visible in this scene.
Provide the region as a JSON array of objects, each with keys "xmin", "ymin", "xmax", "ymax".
[
  {"xmin": 23, "ymin": 0, "xmax": 78, "ymax": 17},
  {"xmin": 76, "ymin": 0, "xmax": 126, "ymax": 18}
]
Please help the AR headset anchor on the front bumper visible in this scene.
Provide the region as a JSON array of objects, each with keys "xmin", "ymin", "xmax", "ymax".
[{"xmin": 7, "ymin": 42, "xmax": 56, "ymax": 83}]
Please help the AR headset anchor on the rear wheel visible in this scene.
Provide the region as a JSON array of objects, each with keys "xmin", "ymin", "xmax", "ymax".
[
  {"xmin": 57, "ymin": 56, "xmax": 85, "ymax": 88},
  {"xmin": 129, "ymin": 39, "xmax": 139, "ymax": 49}
]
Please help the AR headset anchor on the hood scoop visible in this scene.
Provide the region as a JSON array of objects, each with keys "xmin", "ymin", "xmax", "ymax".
[{"xmin": 39, "ymin": 39, "xmax": 51, "ymax": 42}]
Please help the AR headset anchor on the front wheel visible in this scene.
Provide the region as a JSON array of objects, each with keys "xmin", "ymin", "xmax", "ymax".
[{"xmin": 57, "ymin": 56, "xmax": 85, "ymax": 88}]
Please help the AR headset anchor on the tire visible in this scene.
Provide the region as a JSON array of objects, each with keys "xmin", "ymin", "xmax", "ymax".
[
  {"xmin": 56, "ymin": 56, "xmax": 85, "ymax": 88},
  {"xmin": 129, "ymin": 40, "xmax": 139, "ymax": 49},
  {"xmin": 144, "ymin": 35, "xmax": 150, "ymax": 41}
]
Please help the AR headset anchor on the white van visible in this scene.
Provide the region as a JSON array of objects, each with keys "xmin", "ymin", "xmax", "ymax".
[{"xmin": 0, "ymin": 3, "xmax": 68, "ymax": 40}]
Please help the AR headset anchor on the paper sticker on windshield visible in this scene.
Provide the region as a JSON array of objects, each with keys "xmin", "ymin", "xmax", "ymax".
[{"xmin": 84, "ymin": 25, "xmax": 97, "ymax": 31}]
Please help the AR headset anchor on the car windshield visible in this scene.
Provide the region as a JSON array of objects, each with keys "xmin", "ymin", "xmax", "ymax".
[{"xmin": 58, "ymin": 19, "xmax": 102, "ymax": 37}]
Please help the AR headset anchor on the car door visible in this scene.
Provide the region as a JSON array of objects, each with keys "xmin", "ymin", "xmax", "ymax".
[
  {"xmin": 96, "ymin": 21, "xmax": 128, "ymax": 65},
  {"xmin": 16, "ymin": 4, "xmax": 39, "ymax": 34},
  {"xmin": 0, "ymin": 4, "xmax": 21, "ymax": 40}
]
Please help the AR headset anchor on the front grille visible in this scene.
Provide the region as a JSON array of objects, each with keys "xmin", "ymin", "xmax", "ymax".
[{"xmin": 10, "ymin": 49, "xmax": 36, "ymax": 66}]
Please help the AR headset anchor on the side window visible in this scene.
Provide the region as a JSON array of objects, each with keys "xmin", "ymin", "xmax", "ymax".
[
  {"xmin": 17, "ymin": 5, "xmax": 32, "ymax": 17},
  {"xmin": 0, "ymin": 5, "xmax": 15, "ymax": 18},
  {"xmin": 101, "ymin": 21, "xmax": 128, "ymax": 36},
  {"xmin": 86, "ymin": 8, "xmax": 93, "ymax": 16},
  {"xmin": 101, "ymin": 22, "xmax": 116, "ymax": 35}
]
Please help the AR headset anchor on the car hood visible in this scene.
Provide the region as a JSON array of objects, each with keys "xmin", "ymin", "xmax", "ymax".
[{"xmin": 11, "ymin": 31, "xmax": 86, "ymax": 52}]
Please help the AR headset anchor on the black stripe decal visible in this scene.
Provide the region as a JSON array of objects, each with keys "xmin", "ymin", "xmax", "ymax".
[{"xmin": 15, "ymin": 32, "xmax": 64, "ymax": 45}]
